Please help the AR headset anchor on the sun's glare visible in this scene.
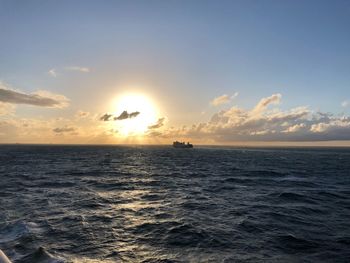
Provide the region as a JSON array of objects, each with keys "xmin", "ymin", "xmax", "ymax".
[{"xmin": 113, "ymin": 93, "xmax": 158, "ymax": 136}]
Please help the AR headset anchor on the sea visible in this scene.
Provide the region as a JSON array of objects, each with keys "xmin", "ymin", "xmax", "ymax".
[{"xmin": 0, "ymin": 145, "xmax": 349, "ymax": 262}]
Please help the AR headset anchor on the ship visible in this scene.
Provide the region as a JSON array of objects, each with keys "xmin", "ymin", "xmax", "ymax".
[{"xmin": 173, "ymin": 141, "xmax": 193, "ymax": 148}]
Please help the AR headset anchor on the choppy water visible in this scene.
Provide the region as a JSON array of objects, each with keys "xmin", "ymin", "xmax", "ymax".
[{"xmin": 0, "ymin": 145, "xmax": 350, "ymax": 262}]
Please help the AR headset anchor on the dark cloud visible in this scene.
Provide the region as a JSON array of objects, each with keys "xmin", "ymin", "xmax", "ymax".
[
  {"xmin": 100, "ymin": 111, "xmax": 140, "ymax": 121},
  {"xmin": 53, "ymin": 127, "xmax": 76, "ymax": 133},
  {"xmin": 146, "ymin": 131, "xmax": 163, "ymax": 137},
  {"xmin": 148, "ymin": 117, "xmax": 165, "ymax": 129},
  {"xmin": 129, "ymin": 111, "xmax": 140, "ymax": 118},
  {"xmin": 100, "ymin": 113, "xmax": 113, "ymax": 121},
  {"xmin": 0, "ymin": 87, "xmax": 68, "ymax": 108},
  {"xmin": 76, "ymin": 110, "xmax": 89, "ymax": 118},
  {"xmin": 114, "ymin": 111, "xmax": 140, "ymax": 120}
]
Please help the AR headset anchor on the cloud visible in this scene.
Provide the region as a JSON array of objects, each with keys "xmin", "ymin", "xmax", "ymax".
[
  {"xmin": 65, "ymin": 66, "xmax": 90, "ymax": 73},
  {"xmin": 341, "ymin": 100, "xmax": 349, "ymax": 107},
  {"xmin": 48, "ymin": 69, "xmax": 57, "ymax": 77},
  {"xmin": 282, "ymin": 123, "xmax": 306, "ymax": 133},
  {"xmin": 99, "ymin": 111, "xmax": 140, "ymax": 121},
  {"xmin": 251, "ymin": 93, "xmax": 281, "ymax": 115},
  {"xmin": 108, "ymin": 129, "xmax": 119, "ymax": 134},
  {"xmin": 0, "ymin": 102, "xmax": 15, "ymax": 116},
  {"xmin": 0, "ymin": 114, "xmax": 114, "ymax": 143},
  {"xmin": 148, "ymin": 117, "xmax": 165, "ymax": 129},
  {"xmin": 153, "ymin": 93, "xmax": 350, "ymax": 142},
  {"xmin": 76, "ymin": 110, "xmax": 90, "ymax": 118},
  {"xmin": 211, "ymin": 95, "xmax": 230, "ymax": 106},
  {"xmin": 130, "ymin": 111, "xmax": 140, "ymax": 118},
  {"xmin": 0, "ymin": 83, "xmax": 69, "ymax": 108},
  {"xmin": 114, "ymin": 111, "xmax": 140, "ymax": 120},
  {"xmin": 47, "ymin": 66, "xmax": 90, "ymax": 77},
  {"xmin": 210, "ymin": 92, "xmax": 238, "ymax": 106},
  {"xmin": 310, "ymin": 119, "xmax": 350, "ymax": 133},
  {"xmin": 53, "ymin": 126, "xmax": 76, "ymax": 133},
  {"xmin": 100, "ymin": 113, "xmax": 113, "ymax": 121},
  {"xmin": 0, "ymin": 120, "xmax": 18, "ymax": 138},
  {"xmin": 146, "ymin": 130, "xmax": 163, "ymax": 137}
]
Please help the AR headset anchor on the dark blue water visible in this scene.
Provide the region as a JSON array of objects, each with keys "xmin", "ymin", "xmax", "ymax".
[{"xmin": 0, "ymin": 145, "xmax": 350, "ymax": 262}]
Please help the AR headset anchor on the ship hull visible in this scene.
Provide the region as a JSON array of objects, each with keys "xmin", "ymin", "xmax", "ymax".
[{"xmin": 173, "ymin": 144, "xmax": 193, "ymax": 148}]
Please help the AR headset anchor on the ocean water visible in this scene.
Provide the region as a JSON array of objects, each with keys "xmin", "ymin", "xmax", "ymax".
[{"xmin": 0, "ymin": 145, "xmax": 350, "ymax": 263}]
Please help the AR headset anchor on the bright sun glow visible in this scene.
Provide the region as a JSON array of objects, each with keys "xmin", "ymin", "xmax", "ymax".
[{"xmin": 113, "ymin": 93, "xmax": 158, "ymax": 136}]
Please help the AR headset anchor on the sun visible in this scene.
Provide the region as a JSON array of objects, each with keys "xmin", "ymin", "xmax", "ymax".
[{"xmin": 113, "ymin": 93, "xmax": 158, "ymax": 136}]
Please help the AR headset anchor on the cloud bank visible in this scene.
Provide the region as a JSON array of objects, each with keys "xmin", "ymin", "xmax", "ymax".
[
  {"xmin": 153, "ymin": 93, "xmax": 350, "ymax": 142},
  {"xmin": 2, "ymin": 90, "xmax": 349, "ymax": 144}
]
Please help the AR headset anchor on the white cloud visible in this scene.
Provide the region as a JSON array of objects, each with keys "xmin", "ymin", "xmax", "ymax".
[
  {"xmin": 251, "ymin": 93, "xmax": 281, "ymax": 115},
  {"xmin": 231, "ymin": 92, "xmax": 239, "ymax": 99},
  {"xmin": 282, "ymin": 123, "xmax": 306, "ymax": 133},
  {"xmin": 341, "ymin": 100, "xmax": 349, "ymax": 107},
  {"xmin": 211, "ymin": 94, "xmax": 230, "ymax": 106},
  {"xmin": 210, "ymin": 92, "xmax": 238, "ymax": 106},
  {"xmin": 48, "ymin": 69, "xmax": 57, "ymax": 77},
  {"xmin": 48, "ymin": 66, "xmax": 90, "ymax": 77},
  {"xmin": 310, "ymin": 119, "xmax": 350, "ymax": 133},
  {"xmin": 65, "ymin": 66, "xmax": 90, "ymax": 73},
  {"xmin": 152, "ymin": 93, "xmax": 350, "ymax": 142}
]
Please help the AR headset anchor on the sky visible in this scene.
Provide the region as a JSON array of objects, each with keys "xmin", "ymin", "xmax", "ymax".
[{"xmin": 0, "ymin": 0, "xmax": 350, "ymax": 145}]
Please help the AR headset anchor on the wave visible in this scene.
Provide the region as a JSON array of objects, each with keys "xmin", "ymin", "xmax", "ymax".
[
  {"xmin": 271, "ymin": 192, "xmax": 319, "ymax": 204},
  {"xmin": 276, "ymin": 234, "xmax": 320, "ymax": 252},
  {"xmin": 0, "ymin": 221, "xmax": 43, "ymax": 243},
  {"xmin": 1, "ymin": 146, "xmax": 350, "ymax": 261},
  {"xmin": 17, "ymin": 247, "xmax": 64, "ymax": 263},
  {"xmin": 0, "ymin": 221, "xmax": 64, "ymax": 263}
]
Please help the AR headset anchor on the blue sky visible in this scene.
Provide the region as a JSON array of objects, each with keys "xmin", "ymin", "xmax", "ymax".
[{"xmin": 0, "ymin": 0, "xmax": 350, "ymax": 144}]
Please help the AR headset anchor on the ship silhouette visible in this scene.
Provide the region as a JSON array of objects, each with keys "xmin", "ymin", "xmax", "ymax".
[{"xmin": 173, "ymin": 141, "xmax": 193, "ymax": 148}]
